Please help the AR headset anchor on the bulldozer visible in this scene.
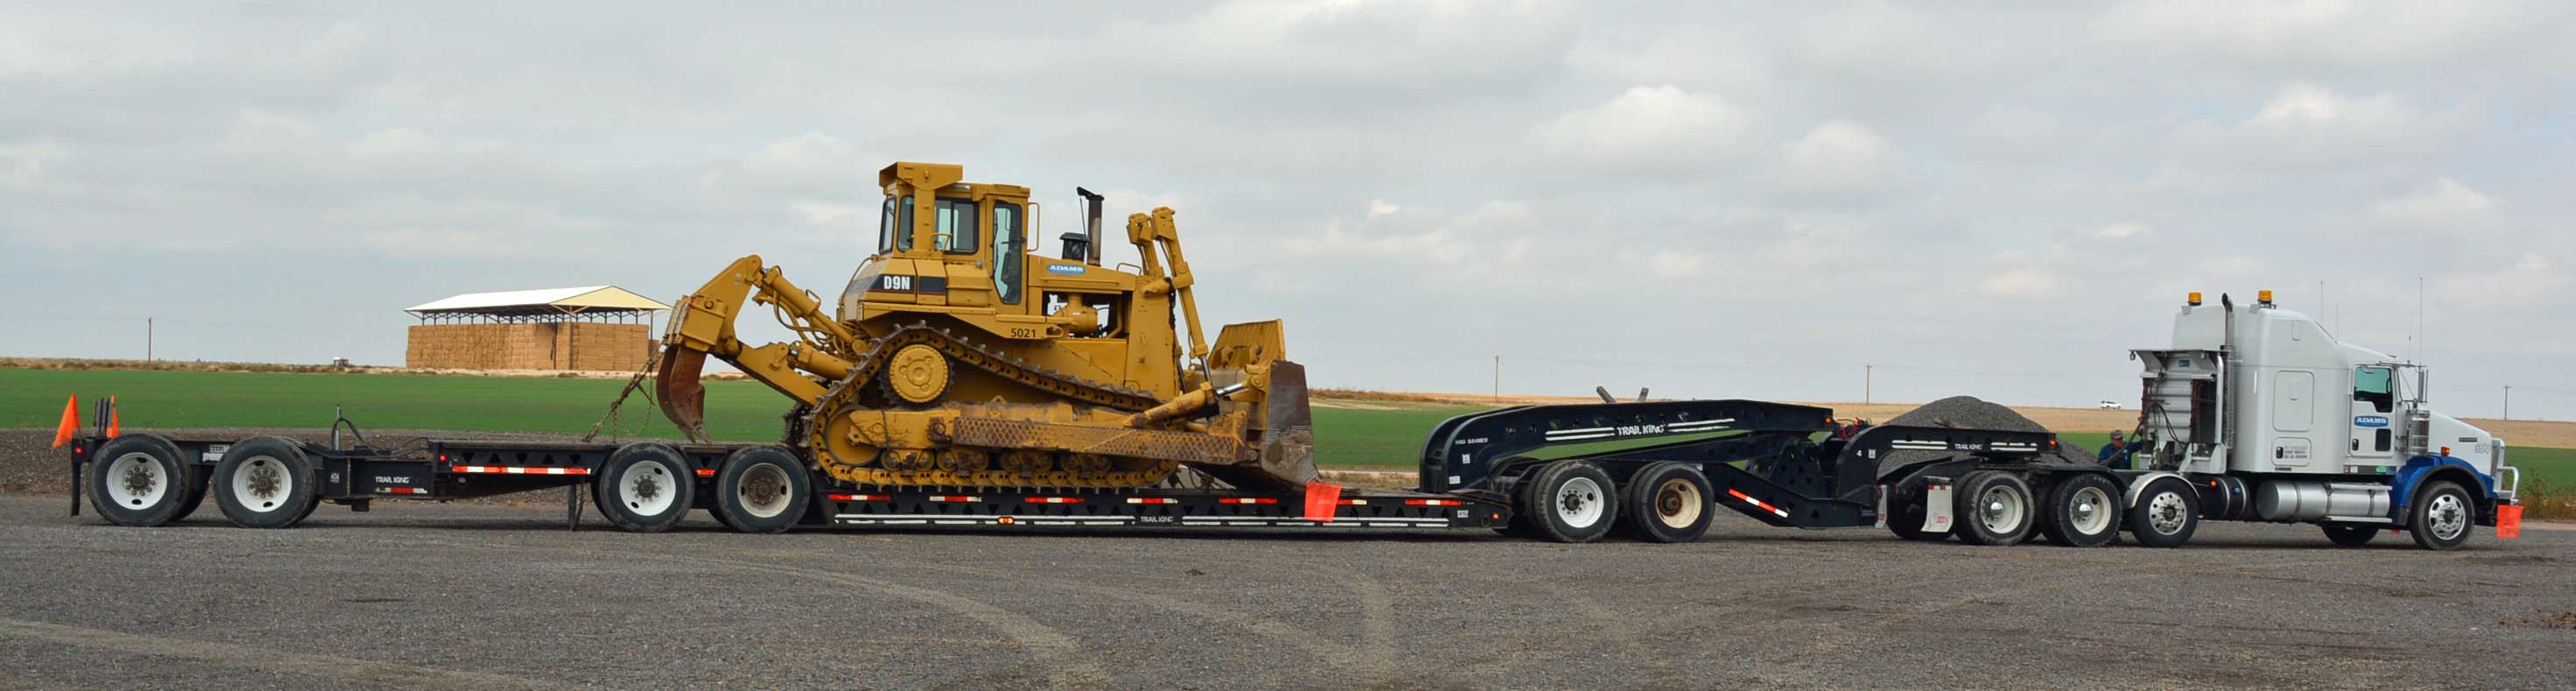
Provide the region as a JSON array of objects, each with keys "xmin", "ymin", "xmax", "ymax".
[{"xmin": 652, "ymin": 162, "xmax": 1319, "ymax": 491}]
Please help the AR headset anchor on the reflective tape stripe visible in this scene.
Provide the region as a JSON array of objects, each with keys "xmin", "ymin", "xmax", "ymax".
[
  {"xmin": 381, "ymin": 487, "xmax": 427, "ymax": 495},
  {"xmin": 1024, "ymin": 497, "xmax": 1082, "ymax": 504},
  {"xmin": 695, "ymin": 469, "xmax": 716, "ymax": 476},
  {"xmin": 451, "ymin": 465, "xmax": 589, "ymax": 476},
  {"xmin": 1728, "ymin": 489, "xmax": 1790, "ymax": 518},
  {"xmin": 927, "ymin": 495, "xmax": 982, "ymax": 503},
  {"xmin": 827, "ymin": 493, "xmax": 889, "ymax": 502},
  {"xmin": 1220, "ymin": 497, "xmax": 1278, "ymax": 504},
  {"xmin": 1125, "ymin": 497, "xmax": 1179, "ymax": 504},
  {"xmin": 1404, "ymin": 498, "xmax": 1461, "ymax": 506}
]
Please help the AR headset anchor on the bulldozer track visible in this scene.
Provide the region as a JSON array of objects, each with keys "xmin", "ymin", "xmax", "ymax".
[{"xmin": 800, "ymin": 322, "xmax": 1181, "ymax": 489}]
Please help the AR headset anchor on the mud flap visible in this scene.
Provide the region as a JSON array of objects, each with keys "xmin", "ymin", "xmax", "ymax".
[{"xmin": 1921, "ymin": 477, "xmax": 1955, "ymax": 534}]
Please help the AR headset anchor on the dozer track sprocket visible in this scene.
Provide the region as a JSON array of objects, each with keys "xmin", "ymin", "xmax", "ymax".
[{"xmin": 800, "ymin": 322, "xmax": 1186, "ymax": 489}]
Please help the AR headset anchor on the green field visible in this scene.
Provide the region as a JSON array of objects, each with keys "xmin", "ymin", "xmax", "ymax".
[{"xmin": 10, "ymin": 367, "xmax": 2576, "ymax": 482}]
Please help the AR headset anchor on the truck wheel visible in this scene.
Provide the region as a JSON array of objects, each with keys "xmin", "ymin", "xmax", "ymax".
[
  {"xmin": 1524, "ymin": 460, "xmax": 1617, "ymax": 543},
  {"xmin": 595, "ymin": 443, "xmax": 694, "ymax": 533},
  {"xmin": 2125, "ymin": 477, "xmax": 2199, "ymax": 548},
  {"xmin": 2407, "ymin": 481, "xmax": 2474, "ymax": 551},
  {"xmin": 2320, "ymin": 523, "xmax": 2377, "ymax": 546},
  {"xmin": 715, "ymin": 446, "xmax": 810, "ymax": 533},
  {"xmin": 1620, "ymin": 462, "xmax": 1712, "ymax": 543},
  {"xmin": 2039, "ymin": 474, "xmax": 2121, "ymax": 547},
  {"xmin": 212, "ymin": 436, "xmax": 318, "ymax": 529},
  {"xmin": 1885, "ymin": 498, "xmax": 1947, "ymax": 541},
  {"xmin": 1953, "ymin": 471, "xmax": 2034, "ymax": 546},
  {"xmin": 85, "ymin": 435, "xmax": 192, "ymax": 526}
]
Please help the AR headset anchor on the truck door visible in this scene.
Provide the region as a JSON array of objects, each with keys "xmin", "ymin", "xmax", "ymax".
[
  {"xmin": 2350, "ymin": 366, "xmax": 2396, "ymax": 462},
  {"xmin": 2271, "ymin": 370, "xmax": 2313, "ymax": 468}
]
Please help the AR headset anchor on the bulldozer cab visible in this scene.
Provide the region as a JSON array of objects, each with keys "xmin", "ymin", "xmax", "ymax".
[{"xmin": 844, "ymin": 162, "xmax": 1036, "ymax": 318}]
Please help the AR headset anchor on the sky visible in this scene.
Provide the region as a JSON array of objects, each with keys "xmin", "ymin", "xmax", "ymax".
[{"xmin": 4, "ymin": 1, "xmax": 2573, "ymax": 418}]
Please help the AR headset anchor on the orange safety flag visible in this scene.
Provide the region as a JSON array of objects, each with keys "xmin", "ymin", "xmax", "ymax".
[
  {"xmin": 2497, "ymin": 504, "xmax": 2523, "ymax": 539},
  {"xmin": 105, "ymin": 396, "xmax": 119, "ymax": 438},
  {"xmin": 1303, "ymin": 482, "xmax": 1343, "ymax": 523},
  {"xmin": 50, "ymin": 395, "xmax": 79, "ymax": 449}
]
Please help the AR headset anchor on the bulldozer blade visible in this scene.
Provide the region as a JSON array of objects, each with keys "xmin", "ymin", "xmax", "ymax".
[
  {"xmin": 654, "ymin": 344, "xmax": 709, "ymax": 441},
  {"xmin": 1254, "ymin": 360, "xmax": 1320, "ymax": 487}
]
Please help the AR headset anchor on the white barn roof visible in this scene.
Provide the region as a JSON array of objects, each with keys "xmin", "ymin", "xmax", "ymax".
[{"xmin": 405, "ymin": 286, "xmax": 670, "ymax": 317}]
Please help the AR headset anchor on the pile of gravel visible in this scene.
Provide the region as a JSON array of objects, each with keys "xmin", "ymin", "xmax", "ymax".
[{"xmin": 1883, "ymin": 395, "xmax": 2098, "ymax": 465}]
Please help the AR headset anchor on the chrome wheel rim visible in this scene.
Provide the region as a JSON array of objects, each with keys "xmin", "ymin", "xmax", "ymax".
[
  {"xmin": 737, "ymin": 463, "xmax": 791, "ymax": 519},
  {"xmin": 2067, "ymin": 486, "xmax": 2113, "ymax": 534},
  {"xmin": 2427, "ymin": 493, "xmax": 2468, "ymax": 541},
  {"xmin": 1653, "ymin": 477, "xmax": 1704, "ymax": 529},
  {"xmin": 2146, "ymin": 490, "xmax": 2188, "ymax": 535},
  {"xmin": 1555, "ymin": 476, "xmax": 1605, "ymax": 529},
  {"xmin": 231, "ymin": 455, "xmax": 290, "ymax": 511},
  {"xmin": 1979, "ymin": 485, "xmax": 2026, "ymax": 534},
  {"xmin": 621, "ymin": 462, "xmax": 677, "ymax": 516},
  {"xmin": 105, "ymin": 453, "xmax": 166, "ymax": 509}
]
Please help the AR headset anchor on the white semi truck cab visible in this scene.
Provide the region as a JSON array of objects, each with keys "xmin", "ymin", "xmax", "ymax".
[{"xmin": 2131, "ymin": 291, "xmax": 2521, "ymax": 549}]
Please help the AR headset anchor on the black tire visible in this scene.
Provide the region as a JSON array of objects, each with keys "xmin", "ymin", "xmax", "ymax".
[
  {"xmin": 85, "ymin": 434, "xmax": 193, "ymax": 526},
  {"xmin": 172, "ymin": 465, "xmax": 209, "ymax": 521},
  {"xmin": 1522, "ymin": 460, "xmax": 1618, "ymax": 543},
  {"xmin": 2125, "ymin": 477, "xmax": 2200, "ymax": 548},
  {"xmin": 1953, "ymin": 470, "xmax": 2036, "ymax": 546},
  {"xmin": 212, "ymin": 436, "xmax": 319, "ymax": 529},
  {"xmin": 2039, "ymin": 474, "xmax": 2122, "ymax": 548},
  {"xmin": 1619, "ymin": 462, "xmax": 1714, "ymax": 543},
  {"xmin": 714, "ymin": 446, "xmax": 811, "ymax": 533},
  {"xmin": 2407, "ymin": 481, "xmax": 2474, "ymax": 551},
  {"xmin": 2321, "ymin": 523, "xmax": 2378, "ymax": 546},
  {"xmin": 1885, "ymin": 497, "xmax": 1949, "ymax": 541},
  {"xmin": 594, "ymin": 442, "xmax": 694, "ymax": 533}
]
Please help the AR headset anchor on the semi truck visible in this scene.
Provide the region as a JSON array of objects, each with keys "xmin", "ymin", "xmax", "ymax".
[{"xmin": 59, "ymin": 291, "xmax": 2522, "ymax": 550}]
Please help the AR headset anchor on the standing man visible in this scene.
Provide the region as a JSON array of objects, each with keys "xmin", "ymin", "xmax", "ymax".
[{"xmin": 2097, "ymin": 430, "xmax": 2143, "ymax": 469}]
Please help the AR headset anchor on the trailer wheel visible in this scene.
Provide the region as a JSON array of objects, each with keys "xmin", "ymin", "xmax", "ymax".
[
  {"xmin": 2125, "ymin": 477, "xmax": 2199, "ymax": 548},
  {"xmin": 1524, "ymin": 461, "xmax": 1617, "ymax": 543},
  {"xmin": 2406, "ymin": 481, "xmax": 2473, "ymax": 551},
  {"xmin": 715, "ymin": 446, "xmax": 810, "ymax": 533},
  {"xmin": 2039, "ymin": 474, "xmax": 2121, "ymax": 547},
  {"xmin": 2320, "ymin": 523, "xmax": 2377, "ymax": 546},
  {"xmin": 595, "ymin": 443, "xmax": 694, "ymax": 533},
  {"xmin": 85, "ymin": 435, "xmax": 193, "ymax": 526},
  {"xmin": 1620, "ymin": 462, "xmax": 1712, "ymax": 543},
  {"xmin": 212, "ymin": 436, "xmax": 318, "ymax": 529},
  {"xmin": 1885, "ymin": 497, "xmax": 1947, "ymax": 541},
  {"xmin": 1953, "ymin": 471, "xmax": 2034, "ymax": 546}
]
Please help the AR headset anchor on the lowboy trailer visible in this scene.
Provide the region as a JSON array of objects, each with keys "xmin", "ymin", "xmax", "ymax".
[{"xmin": 67, "ymin": 395, "xmax": 2313, "ymax": 548}]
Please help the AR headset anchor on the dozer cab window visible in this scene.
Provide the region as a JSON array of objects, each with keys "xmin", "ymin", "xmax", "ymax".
[
  {"xmin": 878, "ymin": 195, "xmax": 913, "ymax": 251},
  {"xmin": 993, "ymin": 201, "xmax": 1024, "ymax": 304},
  {"xmin": 933, "ymin": 198, "xmax": 978, "ymax": 254},
  {"xmin": 2354, "ymin": 366, "xmax": 2394, "ymax": 413}
]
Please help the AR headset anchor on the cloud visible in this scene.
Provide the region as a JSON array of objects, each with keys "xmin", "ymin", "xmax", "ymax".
[
  {"xmin": 2096, "ymin": 222, "xmax": 2150, "ymax": 239},
  {"xmin": 1533, "ymin": 85, "xmax": 1748, "ymax": 167},
  {"xmin": 1773, "ymin": 119, "xmax": 1902, "ymax": 201},
  {"xmin": 2369, "ymin": 177, "xmax": 2498, "ymax": 230}
]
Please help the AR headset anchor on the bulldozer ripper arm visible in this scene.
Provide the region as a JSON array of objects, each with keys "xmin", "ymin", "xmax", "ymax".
[
  {"xmin": 655, "ymin": 254, "xmax": 861, "ymax": 437},
  {"xmin": 1128, "ymin": 208, "xmax": 1210, "ymax": 366}
]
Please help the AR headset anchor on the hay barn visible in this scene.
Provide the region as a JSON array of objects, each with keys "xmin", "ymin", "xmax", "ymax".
[{"xmin": 404, "ymin": 286, "xmax": 670, "ymax": 371}]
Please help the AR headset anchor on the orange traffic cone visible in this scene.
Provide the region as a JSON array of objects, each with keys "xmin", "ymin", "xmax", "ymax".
[
  {"xmin": 50, "ymin": 395, "xmax": 79, "ymax": 449},
  {"xmin": 105, "ymin": 396, "xmax": 120, "ymax": 438}
]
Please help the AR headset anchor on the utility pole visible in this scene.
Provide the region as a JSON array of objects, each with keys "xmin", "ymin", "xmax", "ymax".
[
  {"xmin": 146, "ymin": 317, "xmax": 153, "ymax": 363},
  {"xmin": 1865, "ymin": 364, "xmax": 1874, "ymax": 405},
  {"xmin": 1491, "ymin": 355, "xmax": 1500, "ymax": 404},
  {"xmin": 2502, "ymin": 385, "xmax": 2510, "ymax": 420}
]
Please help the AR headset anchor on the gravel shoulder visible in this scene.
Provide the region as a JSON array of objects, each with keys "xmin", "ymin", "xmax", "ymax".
[{"xmin": 3, "ymin": 496, "xmax": 2572, "ymax": 688}]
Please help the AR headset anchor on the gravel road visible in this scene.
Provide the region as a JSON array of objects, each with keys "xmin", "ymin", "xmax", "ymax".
[{"xmin": 2, "ymin": 496, "xmax": 2569, "ymax": 688}]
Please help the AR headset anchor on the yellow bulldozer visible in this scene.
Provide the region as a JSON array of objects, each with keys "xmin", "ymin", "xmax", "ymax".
[{"xmin": 653, "ymin": 162, "xmax": 1318, "ymax": 491}]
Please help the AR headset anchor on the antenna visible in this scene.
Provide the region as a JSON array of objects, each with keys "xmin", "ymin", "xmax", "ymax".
[{"xmin": 2416, "ymin": 276, "xmax": 2425, "ymax": 363}]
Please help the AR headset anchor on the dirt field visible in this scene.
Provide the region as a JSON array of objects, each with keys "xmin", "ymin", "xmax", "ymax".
[{"xmin": 2, "ymin": 497, "xmax": 2568, "ymax": 688}]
